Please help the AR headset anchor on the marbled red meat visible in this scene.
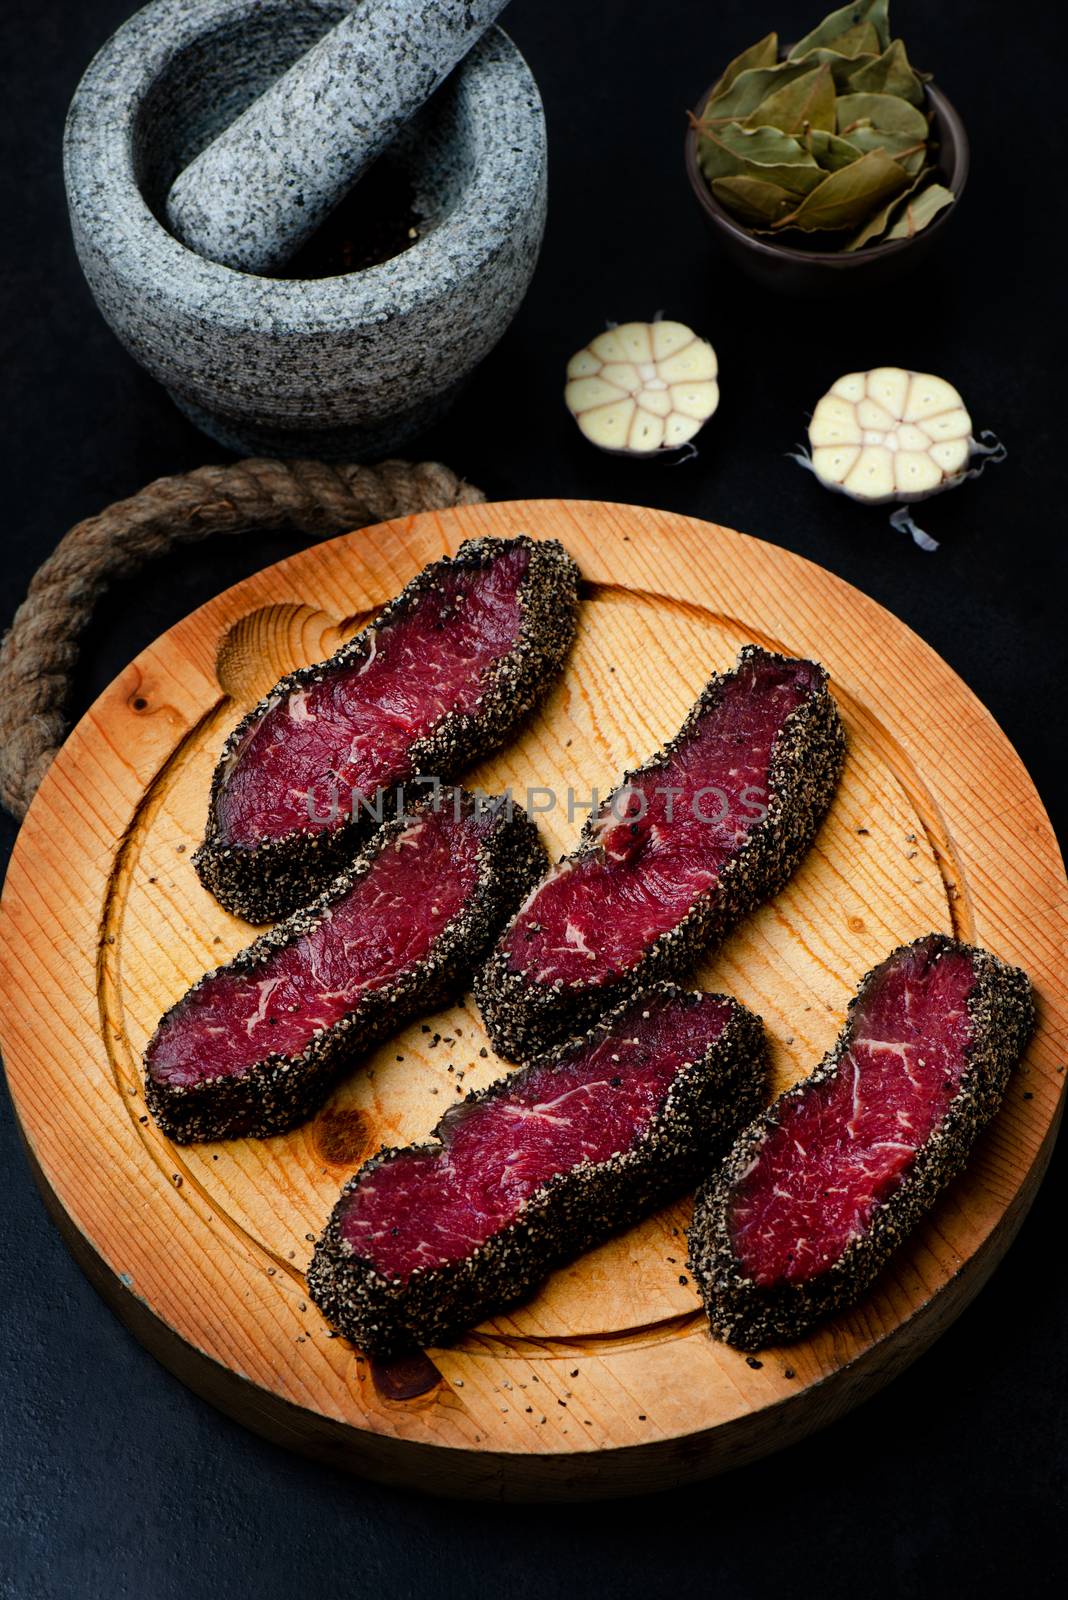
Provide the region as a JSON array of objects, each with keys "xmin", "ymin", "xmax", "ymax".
[
  {"xmin": 155, "ymin": 804, "xmax": 484, "ymax": 1088},
  {"xmin": 729, "ymin": 941, "xmax": 975, "ymax": 1285},
  {"xmin": 689, "ymin": 934, "xmax": 1034, "ymax": 1348},
  {"xmin": 308, "ymin": 984, "xmax": 768, "ymax": 1353},
  {"xmin": 476, "ymin": 645, "xmax": 845, "ymax": 1058},
  {"xmin": 503, "ymin": 653, "xmax": 816, "ymax": 984},
  {"xmin": 346, "ymin": 990, "xmax": 736, "ymax": 1280},
  {"xmin": 218, "ymin": 545, "xmax": 529, "ymax": 848},
  {"xmin": 145, "ymin": 790, "xmax": 545, "ymax": 1142},
  {"xmin": 194, "ymin": 535, "xmax": 579, "ymax": 922}
]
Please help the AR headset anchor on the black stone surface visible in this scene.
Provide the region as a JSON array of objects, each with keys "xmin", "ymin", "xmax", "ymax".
[{"xmin": 1, "ymin": 1, "xmax": 1065, "ymax": 1595}]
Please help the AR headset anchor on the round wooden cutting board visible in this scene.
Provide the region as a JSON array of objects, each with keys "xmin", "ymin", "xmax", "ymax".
[{"xmin": 1, "ymin": 499, "xmax": 1065, "ymax": 1499}]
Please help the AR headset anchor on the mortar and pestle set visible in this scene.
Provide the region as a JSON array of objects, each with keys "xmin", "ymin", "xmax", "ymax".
[
  {"xmin": 0, "ymin": 0, "xmax": 547, "ymax": 824},
  {"xmin": 65, "ymin": 0, "xmax": 547, "ymax": 458}
]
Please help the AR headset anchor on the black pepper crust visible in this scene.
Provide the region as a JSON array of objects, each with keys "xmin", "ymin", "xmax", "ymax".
[
  {"xmin": 145, "ymin": 791, "xmax": 547, "ymax": 1144},
  {"xmin": 474, "ymin": 644, "xmax": 846, "ymax": 1060},
  {"xmin": 688, "ymin": 934, "xmax": 1035, "ymax": 1350},
  {"xmin": 194, "ymin": 535, "xmax": 580, "ymax": 923},
  {"xmin": 307, "ymin": 983, "xmax": 769, "ymax": 1357}
]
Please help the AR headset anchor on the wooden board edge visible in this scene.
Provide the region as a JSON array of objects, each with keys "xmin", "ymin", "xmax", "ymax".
[
  {"xmin": 2, "ymin": 498, "xmax": 1066, "ymax": 1492},
  {"xmin": 18, "ymin": 1089, "xmax": 1063, "ymax": 1501}
]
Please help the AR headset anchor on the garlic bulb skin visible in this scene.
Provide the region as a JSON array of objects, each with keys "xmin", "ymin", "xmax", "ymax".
[
  {"xmin": 807, "ymin": 367, "xmax": 976, "ymax": 505},
  {"xmin": 565, "ymin": 321, "xmax": 719, "ymax": 455}
]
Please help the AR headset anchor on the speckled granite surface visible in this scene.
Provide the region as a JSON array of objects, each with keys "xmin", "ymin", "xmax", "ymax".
[
  {"xmin": 64, "ymin": 0, "xmax": 546, "ymax": 456},
  {"xmin": 167, "ymin": 0, "xmax": 509, "ymax": 274}
]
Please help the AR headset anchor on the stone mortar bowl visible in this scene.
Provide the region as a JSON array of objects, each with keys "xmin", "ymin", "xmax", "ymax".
[{"xmin": 64, "ymin": 0, "xmax": 547, "ymax": 457}]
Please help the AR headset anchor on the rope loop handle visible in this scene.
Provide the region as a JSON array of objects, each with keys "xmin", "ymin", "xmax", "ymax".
[{"xmin": 0, "ymin": 457, "xmax": 484, "ymax": 818}]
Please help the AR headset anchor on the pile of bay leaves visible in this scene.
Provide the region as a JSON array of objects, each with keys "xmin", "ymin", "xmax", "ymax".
[{"xmin": 694, "ymin": 1, "xmax": 955, "ymax": 250}]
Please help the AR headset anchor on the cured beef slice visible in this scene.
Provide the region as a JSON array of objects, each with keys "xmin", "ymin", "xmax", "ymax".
[
  {"xmin": 689, "ymin": 934, "xmax": 1034, "ymax": 1349},
  {"xmin": 195, "ymin": 535, "xmax": 579, "ymax": 922},
  {"xmin": 475, "ymin": 645, "xmax": 845, "ymax": 1059},
  {"xmin": 146, "ymin": 790, "xmax": 545, "ymax": 1143},
  {"xmin": 308, "ymin": 983, "xmax": 767, "ymax": 1355}
]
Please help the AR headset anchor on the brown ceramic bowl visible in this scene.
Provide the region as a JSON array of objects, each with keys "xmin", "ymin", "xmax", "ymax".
[{"xmin": 684, "ymin": 81, "xmax": 969, "ymax": 298}]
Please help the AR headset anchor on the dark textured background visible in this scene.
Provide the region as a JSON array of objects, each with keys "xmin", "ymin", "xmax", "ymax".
[{"xmin": 1, "ymin": 1, "xmax": 1065, "ymax": 1595}]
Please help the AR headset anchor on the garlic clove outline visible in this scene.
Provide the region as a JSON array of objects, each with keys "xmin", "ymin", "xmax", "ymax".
[
  {"xmin": 794, "ymin": 365, "xmax": 1006, "ymax": 550},
  {"xmin": 565, "ymin": 320, "xmax": 719, "ymax": 455}
]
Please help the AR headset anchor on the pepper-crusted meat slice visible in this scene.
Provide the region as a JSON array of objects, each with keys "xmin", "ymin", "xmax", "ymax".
[
  {"xmin": 689, "ymin": 934, "xmax": 1034, "ymax": 1348},
  {"xmin": 476, "ymin": 645, "xmax": 845, "ymax": 1058},
  {"xmin": 195, "ymin": 534, "xmax": 579, "ymax": 921},
  {"xmin": 147, "ymin": 790, "xmax": 545, "ymax": 1142},
  {"xmin": 309, "ymin": 983, "xmax": 767, "ymax": 1355}
]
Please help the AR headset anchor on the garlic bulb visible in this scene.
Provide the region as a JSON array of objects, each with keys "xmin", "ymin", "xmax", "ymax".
[
  {"xmin": 794, "ymin": 367, "xmax": 1005, "ymax": 549},
  {"xmin": 564, "ymin": 321, "xmax": 719, "ymax": 455}
]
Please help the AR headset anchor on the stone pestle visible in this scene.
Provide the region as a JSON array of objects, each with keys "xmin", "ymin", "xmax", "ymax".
[{"xmin": 166, "ymin": 0, "xmax": 510, "ymax": 275}]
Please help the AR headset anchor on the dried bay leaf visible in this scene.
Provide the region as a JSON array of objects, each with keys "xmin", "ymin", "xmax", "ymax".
[
  {"xmin": 710, "ymin": 175, "xmax": 799, "ymax": 228},
  {"xmin": 772, "ymin": 147, "xmax": 910, "ymax": 231},
  {"xmin": 708, "ymin": 31, "xmax": 779, "ymax": 100},
  {"xmin": 741, "ymin": 62, "xmax": 837, "ymax": 134},
  {"xmin": 700, "ymin": 60, "xmax": 815, "ymax": 124},
  {"xmin": 698, "ymin": 5, "xmax": 941, "ymax": 249},
  {"xmin": 713, "ymin": 123, "xmax": 819, "ymax": 166},
  {"xmin": 699, "ymin": 124, "xmax": 824, "ymax": 205},
  {"xmin": 844, "ymin": 170, "xmax": 924, "ymax": 249},
  {"xmin": 700, "ymin": 124, "xmax": 824, "ymax": 211},
  {"xmin": 791, "ymin": 46, "xmax": 881, "ymax": 89},
  {"xmin": 811, "ymin": 17, "xmax": 880, "ymax": 58},
  {"xmin": 846, "ymin": 124, "xmax": 927, "ymax": 175},
  {"xmin": 803, "ymin": 128, "xmax": 865, "ymax": 169},
  {"xmin": 846, "ymin": 38, "xmax": 927, "ymax": 105},
  {"xmin": 836, "ymin": 91, "xmax": 929, "ymax": 140},
  {"xmin": 883, "ymin": 180, "xmax": 954, "ymax": 239},
  {"xmin": 700, "ymin": 146, "xmax": 826, "ymax": 198},
  {"xmin": 788, "ymin": 1, "xmax": 890, "ymax": 61}
]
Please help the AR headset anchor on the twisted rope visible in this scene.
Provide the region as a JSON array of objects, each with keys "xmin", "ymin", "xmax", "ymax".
[{"xmin": 0, "ymin": 457, "xmax": 484, "ymax": 818}]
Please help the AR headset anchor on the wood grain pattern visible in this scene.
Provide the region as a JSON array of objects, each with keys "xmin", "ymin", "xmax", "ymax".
[{"xmin": 1, "ymin": 499, "xmax": 1064, "ymax": 1499}]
